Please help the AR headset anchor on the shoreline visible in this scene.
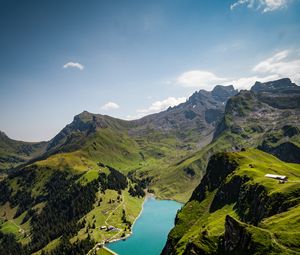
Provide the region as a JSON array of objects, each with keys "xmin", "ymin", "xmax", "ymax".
[{"xmin": 104, "ymin": 192, "xmax": 154, "ymax": 245}]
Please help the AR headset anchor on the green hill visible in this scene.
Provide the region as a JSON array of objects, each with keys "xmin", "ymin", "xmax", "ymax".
[
  {"xmin": 169, "ymin": 78, "xmax": 300, "ymax": 191},
  {"xmin": 162, "ymin": 148, "xmax": 300, "ymax": 255},
  {"xmin": 0, "ymin": 131, "xmax": 47, "ymax": 171},
  {"xmin": 1, "ymin": 78, "xmax": 299, "ymax": 254}
]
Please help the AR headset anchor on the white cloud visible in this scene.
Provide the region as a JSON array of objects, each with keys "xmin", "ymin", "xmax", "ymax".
[
  {"xmin": 230, "ymin": 0, "xmax": 289, "ymax": 12},
  {"xmin": 137, "ymin": 97, "xmax": 186, "ymax": 115},
  {"xmin": 252, "ymin": 50, "xmax": 300, "ymax": 84},
  {"xmin": 175, "ymin": 49, "xmax": 300, "ymax": 91},
  {"xmin": 63, "ymin": 61, "xmax": 84, "ymax": 70},
  {"xmin": 227, "ymin": 74, "xmax": 280, "ymax": 90},
  {"xmin": 101, "ymin": 102, "xmax": 120, "ymax": 110},
  {"xmin": 176, "ymin": 70, "xmax": 226, "ymax": 90}
]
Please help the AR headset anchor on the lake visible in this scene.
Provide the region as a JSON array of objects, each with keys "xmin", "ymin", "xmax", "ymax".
[{"xmin": 107, "ymin": 197, "xmax": 182, "ymax": 255}]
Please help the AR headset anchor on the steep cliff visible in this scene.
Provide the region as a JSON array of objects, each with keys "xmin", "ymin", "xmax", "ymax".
[{"xmin": 162, "ymin": 149, "xmax": 300, "ymax": 255}]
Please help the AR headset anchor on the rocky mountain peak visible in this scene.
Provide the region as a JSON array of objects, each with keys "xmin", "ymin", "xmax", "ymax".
[
  {"xmin": 211, "ymin": 85, "xmax": 238, "ymax": 102},
  {"xmin": 0, "ymin": 131, "xmax": 7, "ymax": 138},
  {"xmin": 251, "ymin": 78, "xmax": 297, "ymax": 92},
  {"xmin": 187, "ymin": 90, "xmax": 210, "ymax": 105}
]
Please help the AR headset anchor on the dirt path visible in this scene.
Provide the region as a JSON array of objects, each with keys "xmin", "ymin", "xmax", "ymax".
[
  {"xmin": 269, "ymin": 232, "xmax": 300, "ymax": 254},
  {"xmin": 87, "ymin": 193, "xmax": 124, "ymax": 255},
  {"xmin": 104, "ymin": 193, "xmax": 124, "ymax": 226},
  {"xmin": 255, "ymin": 226, "xmax": 300, "ymax": 254}
]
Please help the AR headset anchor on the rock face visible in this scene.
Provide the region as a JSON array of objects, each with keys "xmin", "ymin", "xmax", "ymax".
[
  {"xmin": 133, "ymin": 85, "xmax": 237, "ymax": 143},
  {"xmin": 212, "ymin": 79, "xmax": 300, "ymax": 164},
  {"xmin": 223, "ymin": 215, "xmax": 251, "ymax": 254},
  {"xmin": 250, "ymin": 78, "xmax": 297, "ymax": 92},
  {"xmin": 212, "ymin": 85, "xmax": 237, "ymax": 102},
  {"xmin": 42, "ymin": 85, "xmax": 238, "ymax": 162},
  {"xmin": 161, "ymin": 149, "xmax": 300, "ymax": 255},
  {"xmin": 190, "ymin": 153, "xmax": 238, "ymax": 202},
  {"xmin": 258, "ymin": 141, "xmax": 300, "ymax": 164}
]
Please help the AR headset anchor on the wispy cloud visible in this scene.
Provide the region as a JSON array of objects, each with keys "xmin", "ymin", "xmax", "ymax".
[
  {"xmin": 176, "ymin": 70, "xmax": 226, "ymax": 90},
  {"xmin": 63, "ymin": 61, "xmax": 84, "ymax": 70},
  {"xmin": 252, "ymin": 50, "xmax": 300, "ymax": 83},
  {"xmin": 137, "ymin": 97, "xmax": 186, "ymax": 115},
  {"xmin": 230, "ymin": 0, "xmax": 289, "ymax": 12},
  {"xmin": 101, "ymin": 102, "xmax": 120, "ymax": 110},
  {"xmin": 227, "ymin": 74, "xmax": 280, "ymax": 90}
]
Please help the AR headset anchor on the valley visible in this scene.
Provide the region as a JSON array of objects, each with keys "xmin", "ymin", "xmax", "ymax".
[{"xmin": 0, "ymin": 78, "xmax": 299, "ymax": 254}]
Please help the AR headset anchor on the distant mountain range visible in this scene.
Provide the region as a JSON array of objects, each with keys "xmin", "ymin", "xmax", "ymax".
[
  {"xmin": 0, "ymin": 82, "xmax": 238, "ymax": 201},
  {"xmin": 0, "ymin": 78, "xmax": 299, "ymax": 254},
  {"xmin": 162, "ymin": 78, "xmax": 300, "ymax": 255}
]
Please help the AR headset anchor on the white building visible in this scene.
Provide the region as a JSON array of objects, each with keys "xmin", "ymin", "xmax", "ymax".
[{"xmin": 265, "ymin": 174, "xmax": 288, "ymax": 181}]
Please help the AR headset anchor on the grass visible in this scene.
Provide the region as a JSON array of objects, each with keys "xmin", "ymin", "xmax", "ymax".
[
  {"xmin": 97, "ymin": 247, "xmax": 116, "ymax": 255},
  {"xmin": 0, "ymin": 132, "xmax": 47, "ymax": 170},
  {"xmin": 168, "ymin": 148, "xmax": 300, "ymax": 255},
  {"xmin": 0, "ymin": 203, "xmax": 31, "ymax": 244},
  {"xmin": 71, "ymin": 189, "xmax": 144, "ymax": 245},
  {"xmin": 29, "ymin": 126, "xmax": 201, "ymax": 202},
  {"xmin": 32, "ymin": 237, "xmax": 62, "ymax": 255}
]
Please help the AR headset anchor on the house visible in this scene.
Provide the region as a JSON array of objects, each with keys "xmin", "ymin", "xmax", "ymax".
[
  {"xmin": 100, "ymin": 226, "xmax": 107, "ymax": 230},
  {"xmin": 265, "ymin": 174, "xmax": 288, "ymax": 182},
  {"xmin": 107, "ymin": 226, "xmax": 118, "ymax": 231}
]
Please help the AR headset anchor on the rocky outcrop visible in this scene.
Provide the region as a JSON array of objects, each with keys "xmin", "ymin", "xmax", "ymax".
[
  {"xmin": 210, "ymin": 175, "xmax": 249, "ymax": 213},
  {"xmin": 250, "ymin": 78, "xmax": 297, "ymax": 92},
  {"xmin": 211, "ymin": 85, "xmax": 238, "ymax": 102},
  {"xmin": 258, "ymin": 141, "xmax": 300, "ymax": 164},
  {"xmin": 190, "ymin": 153, "xmax": 238, "ymax": 202},
  {"xmin": 222, "ymin": 215, "xmax": 252, "ymax": 254},
  {"xmin": 282, "ymin": 125, "xmax": 300, "ymax": 138}
]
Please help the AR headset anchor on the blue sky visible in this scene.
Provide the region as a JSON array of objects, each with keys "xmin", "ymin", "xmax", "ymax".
[{"xmin": 1, "ymin": 0, "xmax": 300, "ymax": 141}]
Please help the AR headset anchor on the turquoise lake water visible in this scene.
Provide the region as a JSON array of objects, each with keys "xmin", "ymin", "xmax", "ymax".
[{"xmin": 107, "ymin": 197, "xmax": 182, "ymax": 255}]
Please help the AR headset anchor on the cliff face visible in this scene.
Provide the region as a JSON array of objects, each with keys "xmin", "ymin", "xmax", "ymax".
[
  {"xmin": 162, "ymin": 149, "xmax": 300, "ymax": 255},
  {"xmin": 223, "ymin": 215, "xmax": 252, "ymax": 254},
  {"xmin": 190, "ymin": 153, "xmax": 238, "ymax": 203},
  {"xmin": 212, "ymin": 78, "xmax": 300, "ymax": 165},
  {"xmin": 258, "ymin": 141, "xmax": 300, "ymax": 164}
]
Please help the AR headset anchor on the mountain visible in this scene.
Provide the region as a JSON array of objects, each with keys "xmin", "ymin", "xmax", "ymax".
[
  {"xmin": 171, "ymin": 78, "xmax": 300, "ymax": 185},
  {"xmin": 0, "ymin": 131, "xmax": 47, "ymax": 171},
  {"xmin": 251, "ymin": 78, "xmax": 298, "ymax": 92},
  {"xmin": 162, "ymin": 149, "xmax": 300, "ymax": 255},
  {"xmin": 44, "ymin": 84, "xmax": 237, "ymax": 158},
  {"xmin": 161, "ymin": 78, "xmax": 300, "ymax": 255},
  {"xmin": 134, "ymin": 84, "xmax": 238, "ymax": 143},
  {"xmin": 1, "ymin": 78, "xmax": 299, "ymax": 254},
  {"xmin": 214, "ymin": 78, "xmax": 300, "ymax": 161},
  {"xmin": 0, "ymin": 85, "xmax": 237, "ymax": 200},
  {"xmin": 0, "ymin": 84, "xmax": 237, "ymax": 254}
]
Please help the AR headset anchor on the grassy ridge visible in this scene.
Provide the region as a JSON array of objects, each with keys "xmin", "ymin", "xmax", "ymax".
[{"xmin": 165, "ymin": 149, "xmax": 300, "ymax": 254}]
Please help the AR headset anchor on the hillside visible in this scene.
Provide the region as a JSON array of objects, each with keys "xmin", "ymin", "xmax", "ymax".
[
  {"xmin": 214, "ymin": 78, "xmax": 300, "ymax": 162},
  {"xmin": 162, "ymin": 148, "xmax": 300, "ymax": 255},
  {"xmin": 0, "ymin": 85, "xmax": 237, "ymax": 254},
  {"xmin": 171, "ymin": 78, "xmax": 300, "ymax": 185},
  {"xmin": 0, "ymin": 131, "xmax": 47, "ymax": 171},
  {"xmin": 1, "ymin": 78, "xmax": 299, "ymax": 254},
  {"xmin": 0, "ymin": 84, "xmax": 237, "ymax": 201}
]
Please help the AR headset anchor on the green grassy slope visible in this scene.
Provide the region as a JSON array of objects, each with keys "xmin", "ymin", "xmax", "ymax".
[
  {"xmin": 0, "ymin": 131, "xmax": 47, "ymax": 171},
  {"xmin": 163, "ymin": 149, "xmax": 300, "ymax": 255},
  {"xmin": 0, "ymin": 160, "xmax": 144, "ymax": 254},
  {"xmin": 1, "ymin": 79, "xmax": 299, "ymax": 254},
  {"xmin": 32, "ymin": 122, "xmax": 200, "ymax": 202},
  {"xmin": 160, "ymin": 87, "xmax": 300, "ymax": 202}
]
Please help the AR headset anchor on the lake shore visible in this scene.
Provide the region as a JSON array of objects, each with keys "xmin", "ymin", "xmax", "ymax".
[
  {"xmin": 104, "ymin": 192, "xmax": 155, "ymax": 245},
  {"xmin": 106, "ymin": 197, "xmax": 182, "ymax": 255}
]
